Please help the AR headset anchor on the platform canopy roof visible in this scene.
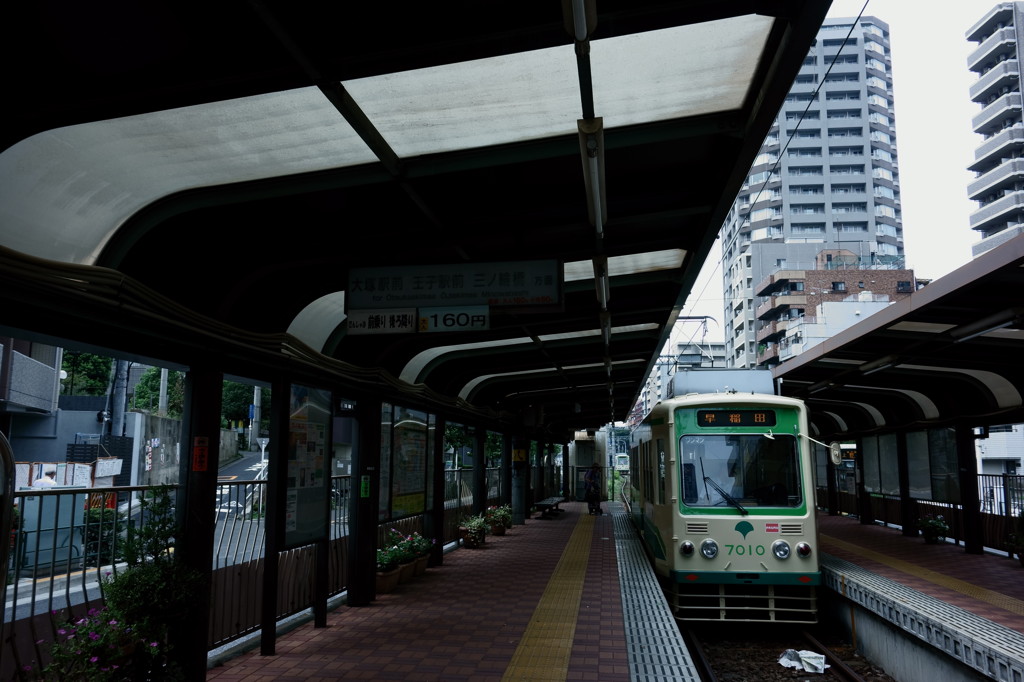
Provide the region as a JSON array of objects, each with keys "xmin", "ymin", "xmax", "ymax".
[
  {"xmin": 0, "ymin": 1, "xmax": 831, "ymax": 439},
  {"xmin": 774, "ymin": 233, "xmax": 1024, "ymax": 444}
]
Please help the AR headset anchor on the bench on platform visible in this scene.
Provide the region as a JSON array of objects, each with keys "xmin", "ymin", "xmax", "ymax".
[{"xmin": 533, "ymin": 497, "xmax": 565, "ymax": 519}]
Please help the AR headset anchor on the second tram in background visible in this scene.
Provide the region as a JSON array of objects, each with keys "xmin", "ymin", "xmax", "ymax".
[{"xmin": 624, "ymin": 369, "xmax": 820, "ymax": 623}]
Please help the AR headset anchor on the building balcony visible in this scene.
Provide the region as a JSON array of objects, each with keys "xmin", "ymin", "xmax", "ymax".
[
  {"xmin": 972, "ymin": 92, "xmax": 1023, "ymax": 137},
  {"xmin": 755, "ymin": 320, "xmax": 778, "ymax": 343},
  {"xmin": 755, "ymin": 318, "xmax": 795, "ymax": 344},
  {"xmin": 971, "ymin": 223, "xmax": 1024, "ymax": 257},
  {"xmin": 828, "ymin": 209, "xmax": 870, "ymax": 222},
  {"xmin": 970, "ymin": 126, "xmax": 1024, "ymax": 172},
  {"xmin": 967, "ymin": 158, "xmax": 1024, "ymax": 201},
  {"xmin": 755, "ymin": 294, "xmax": 807, "ymax": 320},
  {"xmin": 969, "ymin": 59, "xmax": 1020, "ymax": 104},
  {"xmin": 967, "ymin": 26, "xmax": 1016, "ymax": 73},
  {"xmin": 778, "ymin": 341, "xmax": 806, "ymax": 362},
  {"xmin": 753, "ymin": 270, "xmax": 807, "ymax": 296},
  {"xmin": 756, "ymin": 342, "xmax": 779, "ymax": 365},
  {"xmin": 967, "ymin": 3, "xmax": 1014, "ymax": 41},
  {"xmin": 0, "ymin": 343, "xmax": 61, "ymax": 413},
  {"xmin": 969, "ymin": 189, "xmax": 1024, "ymax": 232}
]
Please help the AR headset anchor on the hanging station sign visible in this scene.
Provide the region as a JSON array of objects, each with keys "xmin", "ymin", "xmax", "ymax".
[{"xmin": 346, "ymin": 261, "xmax": 561, "ymax": 335}]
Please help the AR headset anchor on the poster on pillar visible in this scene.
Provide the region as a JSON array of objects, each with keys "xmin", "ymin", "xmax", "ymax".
[
  {"xmin": 390, "ymin": 406, "xmax": 428, "ymax": 519},
  {"xmin": 284, "ymin": 383, "xmax": 331, "ymax": 549}
]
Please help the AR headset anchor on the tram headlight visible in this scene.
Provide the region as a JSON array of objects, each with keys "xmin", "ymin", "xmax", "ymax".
[
  {"xmin": 700, "ymin": 539, "xmax": 719, "ymax": 559},
  {"xmin": 796, "ymin": 542, "xmax": 812, "ymax": 558},
  {"xmin": 771, "ymin": 540, "xmax": 792, "ymax": 560},
  {"xmin": 680, "ymin": 541, "xmax": 695, "ymax": 557}
]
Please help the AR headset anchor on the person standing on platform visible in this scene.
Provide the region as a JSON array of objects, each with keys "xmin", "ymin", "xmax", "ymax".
[{"xmin": 584, "ymin": 463, "xmax": 602, "ymax": 515}]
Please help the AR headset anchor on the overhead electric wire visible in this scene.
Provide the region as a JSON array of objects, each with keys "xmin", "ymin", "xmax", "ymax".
[{"xmin": 676, "ymin": 0, "xmax": 871, "ymax": 356}]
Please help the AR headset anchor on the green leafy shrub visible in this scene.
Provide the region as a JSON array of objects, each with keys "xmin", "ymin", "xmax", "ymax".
[{"xmin": 44, "ymin": 485, "xmax": 203, "ymax": 681}]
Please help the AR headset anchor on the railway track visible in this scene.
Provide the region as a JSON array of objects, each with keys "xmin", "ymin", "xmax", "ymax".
[{"xmin": 681, "ymin": 623, "xmax": 897, "ymax": 682}]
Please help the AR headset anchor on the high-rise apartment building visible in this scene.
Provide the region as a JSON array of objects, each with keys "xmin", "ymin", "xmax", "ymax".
[
  {"xmin": 967, "ymin": 2, "xmax": 1024, "ymax": 256},
  {"xmin": 720, "ymin": 17, "xmax": 908, "ymax": 368},
  {"xmin": 967, "ymin": 3, "xmax": 1024, "ymax": 476}
]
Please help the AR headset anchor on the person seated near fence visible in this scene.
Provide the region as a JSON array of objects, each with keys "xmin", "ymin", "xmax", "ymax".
[
  {"xmin": 584, "ymin": 463, "xmax": 602, "ymax": 515},
  {"xmin": 33, "ymin": 470, "xmax": 57, "ymax": 487}
]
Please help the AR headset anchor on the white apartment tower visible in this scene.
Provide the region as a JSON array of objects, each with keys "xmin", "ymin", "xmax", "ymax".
[
  {"xmin": 967, "ymin": 3, "xmax": 1024, "ymax": 256},
  {"xmin": 720, "ymin": 17, "xmax": 905, "ymax": 367},
  {"xmin": 967, "ymin": 3, "xmax": 1024, "ymax": 475}
]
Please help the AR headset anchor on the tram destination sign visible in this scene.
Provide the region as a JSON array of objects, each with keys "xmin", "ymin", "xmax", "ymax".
[
  {"xmin": 347, "ymin": 260, "xmax": 562, "ymax": 310},
  {"xmin": 696, "ymin": 409, "xmax": 777, "ymax": 427}
]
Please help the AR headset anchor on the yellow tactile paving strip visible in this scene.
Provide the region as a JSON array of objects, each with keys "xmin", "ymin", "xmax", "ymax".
[
  {"xmin": 821, "ymin": 533, "xmax": 1024, "ymax": 616},
  {"xmin": 502, "ymin": 513, "xmax": 594, "ymax": 681}
]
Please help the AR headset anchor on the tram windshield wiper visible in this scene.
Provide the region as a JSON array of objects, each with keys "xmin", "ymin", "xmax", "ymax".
[{"xmin": 703, "ymin": 476, "xmax": 748, "ymax": 516}]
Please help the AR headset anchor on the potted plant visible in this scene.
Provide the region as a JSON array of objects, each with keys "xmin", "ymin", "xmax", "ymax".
[
  {"xmin": 485, "ymin": 505, "xmax": 512, "ymax": 535},
  {"xmin": 459, "ymin": 514, "xmax": 487, "ymax": 548},
  {"xmin": 376, "ymin": 545, "xmax": 401, "ymax": 593},
  {"xmin": 915, "ymin": 513, "xmax": 949, "ymax": 544},
  {"xmin": 385, "ymin": 528, "xmax": 420, "ymax": 583},
  {"xmin": 409, "ymin": 531, "xmax": 434, "ymax": 575}
]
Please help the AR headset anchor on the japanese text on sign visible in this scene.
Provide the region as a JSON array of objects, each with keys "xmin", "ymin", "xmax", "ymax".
[
  {"xmin": 348, "ymin": 261, "xmax": 561, "ymax": 310},
  {"xmin": 418, "ymin": 306, "xmax": 489, "ymax": 332},
  {"xmin": 696, "ymin": 410, "xmax": 777, "ymax": 427}
]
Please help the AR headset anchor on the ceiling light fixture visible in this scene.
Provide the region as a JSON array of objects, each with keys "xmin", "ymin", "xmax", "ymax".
[
  {"xmin": 578, "ymin": 118, "xmax": 606, "ymax": 237},
  {"xmin": 593, "ymin": 256, "xmax": 610, "ymax": 310},
  {"xmin": 950, "ymin": 308, "xmax": 1024, "ymax": 343},
  {"xmin": 808, "ymin": 380, "xmax": 834, "ymax": 395},
  {"xmin": 858, "ymin": 354, "xmax": 898, "ymax": 375},
  {"xmin": 563, "ymin": 0, "xmax": 597, "ymax": 42}
]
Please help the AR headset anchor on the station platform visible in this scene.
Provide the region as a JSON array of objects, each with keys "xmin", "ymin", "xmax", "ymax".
[
  {"xmin": 818, "ymin": 513, "xmax": 1024, "ymax": 636},
  {"xmin": 205, "ymin": 504, "xmax": 1024, "ymax": 681},
  {"xmin": 206, "ymin": 500, "xmax": 697, "ymax": 682},
  {"xmin": 818, "ymin": 513, "xmax": 1024, "ymax": 680}
]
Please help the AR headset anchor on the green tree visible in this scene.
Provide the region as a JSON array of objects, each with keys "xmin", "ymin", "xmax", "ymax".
[
  {"xmin": 444, "ymin": 423, "xmax": 472, "ymax": 468},
  {"xmin": 61, "ymin": 351, "xmax": 112, "ymax": 396},
  {"xmin": 222, "ymin": 381, "xmax": 271, "ymax": 433},
  {"xmin": 131, "ymin": 367, "xmax": 185, "ymax": 417},
  {"xmin": 485, "ymin": 431, "xmax": 503, "ymax": 466},
  {"xmin": 443, "ymin": 423, "xmax": 472, "ymax": 452}
]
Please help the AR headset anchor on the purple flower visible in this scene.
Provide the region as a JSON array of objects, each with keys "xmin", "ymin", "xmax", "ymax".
[
  {"xmin": 89, "ymin": 631, "xmax": 100, "ymax": 641},
  {"xmin": 90, "ymin": 656, "xmax": 99, "ymax": 663},
  {"xmin": 149, "ymin": 641, "xmax": 159, "ymax": 648}
]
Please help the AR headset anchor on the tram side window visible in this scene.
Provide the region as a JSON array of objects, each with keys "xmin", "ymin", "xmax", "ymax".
[
  {"xmin": 630, "ymin": 445, "xmax": 640, "ymax": 501},
  {"xmin": 680, "ymin": 438, "xmax": 704, "ymax": 504},
  {"xmin": 644, "ymin": 440, "xmax": 654, "ymax": 500},
  {"xmin": 657, "ymin": 438, "xmax": 666, "ymax": 504}
]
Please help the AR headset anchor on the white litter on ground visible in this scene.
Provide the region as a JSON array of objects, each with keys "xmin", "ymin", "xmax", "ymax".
[{"xmin": 778, "ymin": 648, "xmax": 829, "ymax": 674}]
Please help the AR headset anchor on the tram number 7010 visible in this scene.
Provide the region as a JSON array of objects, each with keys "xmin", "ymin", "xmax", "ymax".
[{"xmin": 724, "ymin": 544, "xmax": 767, "ymax": 556}]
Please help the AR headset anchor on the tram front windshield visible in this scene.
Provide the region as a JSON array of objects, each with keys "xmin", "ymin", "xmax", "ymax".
[{"xmin": 679, "ymin": 434, "xmax": 801, "ymax": 509}]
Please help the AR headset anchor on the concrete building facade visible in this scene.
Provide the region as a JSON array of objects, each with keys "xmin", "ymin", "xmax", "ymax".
[
  {"xmin": 754, "ymin": 260, "xmax": 916, "ymax": 366},
  {"xmin": 967, "ymin": 3, "xmax": 1024, "ymax": 474},
  {"xmin": 967, "ymin": 2, "xmax": 1024, "ymax": 256},
  {"xmin": 720, "ymin": 16, "xmax": 906, "ymax": 368}
]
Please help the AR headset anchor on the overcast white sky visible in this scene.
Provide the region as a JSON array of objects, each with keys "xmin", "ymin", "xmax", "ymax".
[{"xmin": 674, "ymin": 0, "xmax": 1000, "ymax": 347}]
